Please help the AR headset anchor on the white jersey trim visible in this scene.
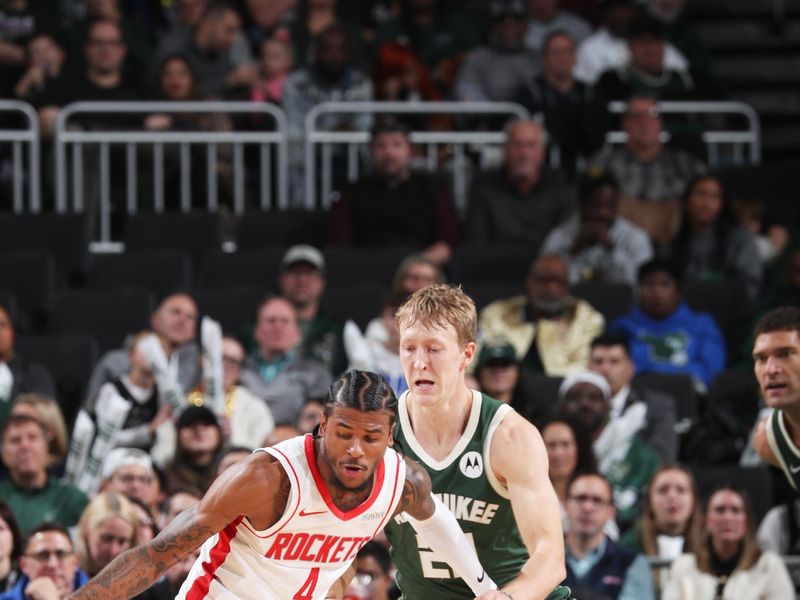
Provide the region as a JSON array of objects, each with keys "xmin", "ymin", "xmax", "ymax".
[
  {"xmin": 767, "ymin": 409, "xmax": 800, "ymax": 491},
  {"xmin": 398, "ymin": 389, "xmax": 483, "ymax": 471},
  {"xmin": 483, "ymin": 404, "xmax": 514, "ymax": 500}
]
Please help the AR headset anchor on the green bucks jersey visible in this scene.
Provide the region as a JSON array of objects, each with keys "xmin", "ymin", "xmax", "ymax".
[
  {"xmin": 766, "ymin": 408, "xmax": 800, "ymax": 492},
  {"xmin": 385, "ymin": 391, "xmax": 528, "ymax": 599}
]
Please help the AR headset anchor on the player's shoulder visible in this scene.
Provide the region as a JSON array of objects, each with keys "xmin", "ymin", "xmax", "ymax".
[{"xmin": 489, "ymin": 408, "xmax": 543, "ymax": 457}]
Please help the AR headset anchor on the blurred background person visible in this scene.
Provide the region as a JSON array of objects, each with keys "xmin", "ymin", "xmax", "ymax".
[
  {"xmin": 3, "ymin": 523, "xmax": 88, "ymax": 600},
  {"xmin": 620, "ymin": 465, "xmax": 703, "ymax": 594},
  {"xmin": 667, "ymin": 175, "xmax": 762, "ymax": 305},
  {"xmin": 663, "ymin": 484, "xmax": 793, "ymax": 599},
  {"xmin": 0, "ymin": 502, "xmax": 23, "ymax": 592},
  {"xmin": 75, "ymin": 492, "xmax": 139, "ymax": 578},
  {"xmin": 540, "ymin": 417, "xmax": 598, "ymax": 524},
  {"xmin": 10, "ymin": 394, "xmax": 68, "ymax": 472}
]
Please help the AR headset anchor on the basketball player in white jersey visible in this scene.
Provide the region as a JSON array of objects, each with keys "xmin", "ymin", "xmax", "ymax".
[{"xmin": 67, "ymin": 370, "xmax": 503, "ymax": 600}]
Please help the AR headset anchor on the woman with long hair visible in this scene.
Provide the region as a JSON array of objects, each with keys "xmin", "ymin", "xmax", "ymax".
[
  {"xmin": 663, "ymin": 483, "xmax": 793, "ymax": 599},
  {"xmin": 0, "ymin": 502, "xmax": 23, "ymax": 592},
  {"xmin": 668, "ymin": 175, "xmax": 762, "ymax": 304},
  {"xmin": 622, "ymin": 465, "xmax": 703, "ymax": 592},
  {"xmin": 76, "ymin": 492, "xmax": 139, "ymax": 577}
]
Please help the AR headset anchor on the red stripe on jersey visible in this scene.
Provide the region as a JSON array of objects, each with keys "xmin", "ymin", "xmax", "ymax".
[
  {"xmin": 186, "ymin": 516, "xmax": 243, "ymax": 600},
  {"xmin": 371, "ymin": 452, "xmax": 403, "ymax": 538},
  {"xmin": 304, "ymin": 434, "xmax": 386, "ymax": 521}
]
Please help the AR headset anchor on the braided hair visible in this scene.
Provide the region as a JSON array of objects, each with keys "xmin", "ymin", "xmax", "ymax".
[
  {"xmin": 317, "ymin": 370, "xmax": 404, "ymax": 456},
  {"xmin": 324, "ymin": 369, "xmax": 398, "ymax": 423}
]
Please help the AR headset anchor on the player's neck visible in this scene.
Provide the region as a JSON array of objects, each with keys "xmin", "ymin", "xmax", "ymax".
[
  {"xmin": 783, "ymin": 406, "xmax": 800, "ymax": 444},
  {"xmin": 407, "ymin": 386, "xmax": 474, "ymax": 459}
]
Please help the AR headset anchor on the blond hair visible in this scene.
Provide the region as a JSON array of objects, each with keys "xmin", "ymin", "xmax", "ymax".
[
  {"xmin": 396, "ymin": 284, "xmax": 477, "ymax": 347},
  {"xmin": 11, "ymin": 393, "xmax": 68, "ymax": 466},
  {"xmin": 77, "ymin": 492, "xmax": 139, "ymax": 576}
]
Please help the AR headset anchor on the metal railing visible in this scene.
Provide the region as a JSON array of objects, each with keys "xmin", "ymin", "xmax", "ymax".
[
  {"xmin": 304, "ymin": 101, "xmax": 530, "ymax": 211},
  {"xmin": 606, "ymin": 100, "xmax": 761, "ymax": 166},
  {"xmin": 0, "ymin": 100, "xmax": 41, "ymax": 213},
  {"xmin": 54, "ymin": 101, "xmax": 289, "ymax": 243}
]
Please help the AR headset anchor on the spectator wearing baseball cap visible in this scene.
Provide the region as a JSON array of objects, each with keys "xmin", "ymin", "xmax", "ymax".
[
  {"xmin": 277, "ymin": 245, "xmax": 348, "ymax": 378},
  {"xmin": 328, "ymin": 115, "xmax": 458, "ymax": 266},
  {"xmin": 162, "ymin": 406, "xmax": 223, "ymax": 495},
  {"xmin": 474, "ymin": 338, "xmax": 551, "ymax": 428}
]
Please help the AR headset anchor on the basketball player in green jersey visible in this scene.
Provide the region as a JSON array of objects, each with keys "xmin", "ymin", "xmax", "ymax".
[
  {"xmin": 752, "ymin": 306, "xmax": 800, "ymax": 491},
  {"xmin": 385, "ymin": 284, "xmax": 569, "ymax": 600}
]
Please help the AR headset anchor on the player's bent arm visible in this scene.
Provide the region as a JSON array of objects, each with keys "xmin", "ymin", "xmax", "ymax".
[
  {"xmin": 489, "ymin": 412, "xmax": 566, "ymax": 600},
  {"xmin": 754, "ymin": 418, "xmax": 779, "ymax": 467},
  {"xmin": 67, "ymin": 451, "xmax": 286, "ymax": 600},
  {"xmin": 397, "ymin": 458, "xmax": 500, "ymax": 598}
]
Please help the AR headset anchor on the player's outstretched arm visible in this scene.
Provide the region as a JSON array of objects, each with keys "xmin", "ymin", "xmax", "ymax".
[
  {"xmin": 67, "ymin": 451, "xmax": 286, "ymax": 600},
  {"xmin": 489, "ymin": 412, "xmax": 566, "ymax": 600},
  {"xmin": 398, "ymin": 459, "xmax": 502, "ymax": 599}
]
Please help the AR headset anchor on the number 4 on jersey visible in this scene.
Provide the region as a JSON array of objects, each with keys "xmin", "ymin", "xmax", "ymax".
[{"xmin": 293, "ymin": 567, "xmax": 320, "ymax": 600}]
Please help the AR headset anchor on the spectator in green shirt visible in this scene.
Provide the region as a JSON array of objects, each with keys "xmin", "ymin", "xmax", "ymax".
[{"xmin": 0, "ymin": 415, "xmax": 87, "ymax": 534}]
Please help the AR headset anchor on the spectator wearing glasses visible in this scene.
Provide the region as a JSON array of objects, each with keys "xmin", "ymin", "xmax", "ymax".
[
  {"xmin": 99, "ymin": 448, "xmax": 157, "ymax": 509},
  {"xmin": 563, "ymin": 472, "xmax": 654, "ymax": 600},
  {"xmin": 0, "ymin": 522, "xmax": 88, "ymax": 600},
  {"xmin": 590, "ymin": 96, "xmax": 706, "ymax": 245},
  {"xmin": 479, "ymin": 254, "xmax": 605, "ymax": 376}
]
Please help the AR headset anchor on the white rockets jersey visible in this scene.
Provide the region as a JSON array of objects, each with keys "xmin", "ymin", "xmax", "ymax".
[{"xmin": 177, "ymin": 434, "xmax": 406, "ymax": 600}]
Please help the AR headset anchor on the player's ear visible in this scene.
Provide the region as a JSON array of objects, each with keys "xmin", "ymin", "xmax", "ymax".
[
  {"xmin": 462, "ymin": 340, "xmax": 477, "ymax": 368},
  {"xmin": 317, "ymin": 413, "xmax": 327, "ymax": 437},
  {"xmin": 388, "ymin": 422, "xmax": 396, "ymax": 445}
]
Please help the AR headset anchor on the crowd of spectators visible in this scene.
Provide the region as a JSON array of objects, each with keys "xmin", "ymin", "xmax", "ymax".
[{"xmin": 1, "ymin": 0, "xmax": 798, "ymax": 599}]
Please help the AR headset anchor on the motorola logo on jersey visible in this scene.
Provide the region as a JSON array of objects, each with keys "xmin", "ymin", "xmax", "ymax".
[{"xmin": 459, "ymin": 451, "xmax": 483, "ymax": 478}]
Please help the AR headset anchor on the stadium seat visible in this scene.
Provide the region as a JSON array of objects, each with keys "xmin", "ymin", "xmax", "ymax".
[
  {"xmin": 323, "ymin": 246, "xmax": 415, "ymax": 287},
  {"xmin": 632, "ymin": 372, "xmax": 698, "ymax": 425},
  {"xmin": 16, "ymin": 334, "xmax": 100, "ymax": 427},
  {"xmin": 682, "ymin": 278, "xmax": 748, "ymax": 362},
  {"xmin": 194, "ymin": 285, "xmax": 271, "ymax": 338},
  {"xmin": 689, "ymin": 464, "xmax": 773, "ymax": 525},
  {"xmin": 0, "ymin": 213, "xmax": 89, "ymax": 285},
  {"xmin": 86, "ymin": 250, "xmax": 193, "ymax": 298},
  {"xmin": 201, "ymin": 248, "xmax": 287, "ymax": 289},
  {"xmin": 0, "ymin": 290, "xmax": 17, "ymax": 323},
  {"xmin": 236, "ymin": 210, "xmax": 329, "ymax": 249},
  {"xmin": 122, "ymin": 212, "xmax": 223, "ymax": 269},
  {"xmin": 519, "ymin": 373, "xmax": 564, "ymax": 427},
  {"xmin": 460, "ymin": 282, "xmax": 524, "ymax": 311},
  {"xmin": 51, "ymin": 290, "xmax": 155, "ymax": 354},
  {"xmin": 451, "ymin": 243, "xmax": 536, "ymax": 285},
  {"xmin": 321, "ymin": 284, "xmax": 387, "ymax": 331},
  {"xmin": 0, "ymin": 250, "xmax": 56, "ymax": 333},
  {"xmin": 572, "ymin": 281, "xmax": 634, "ymax": 322}
]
